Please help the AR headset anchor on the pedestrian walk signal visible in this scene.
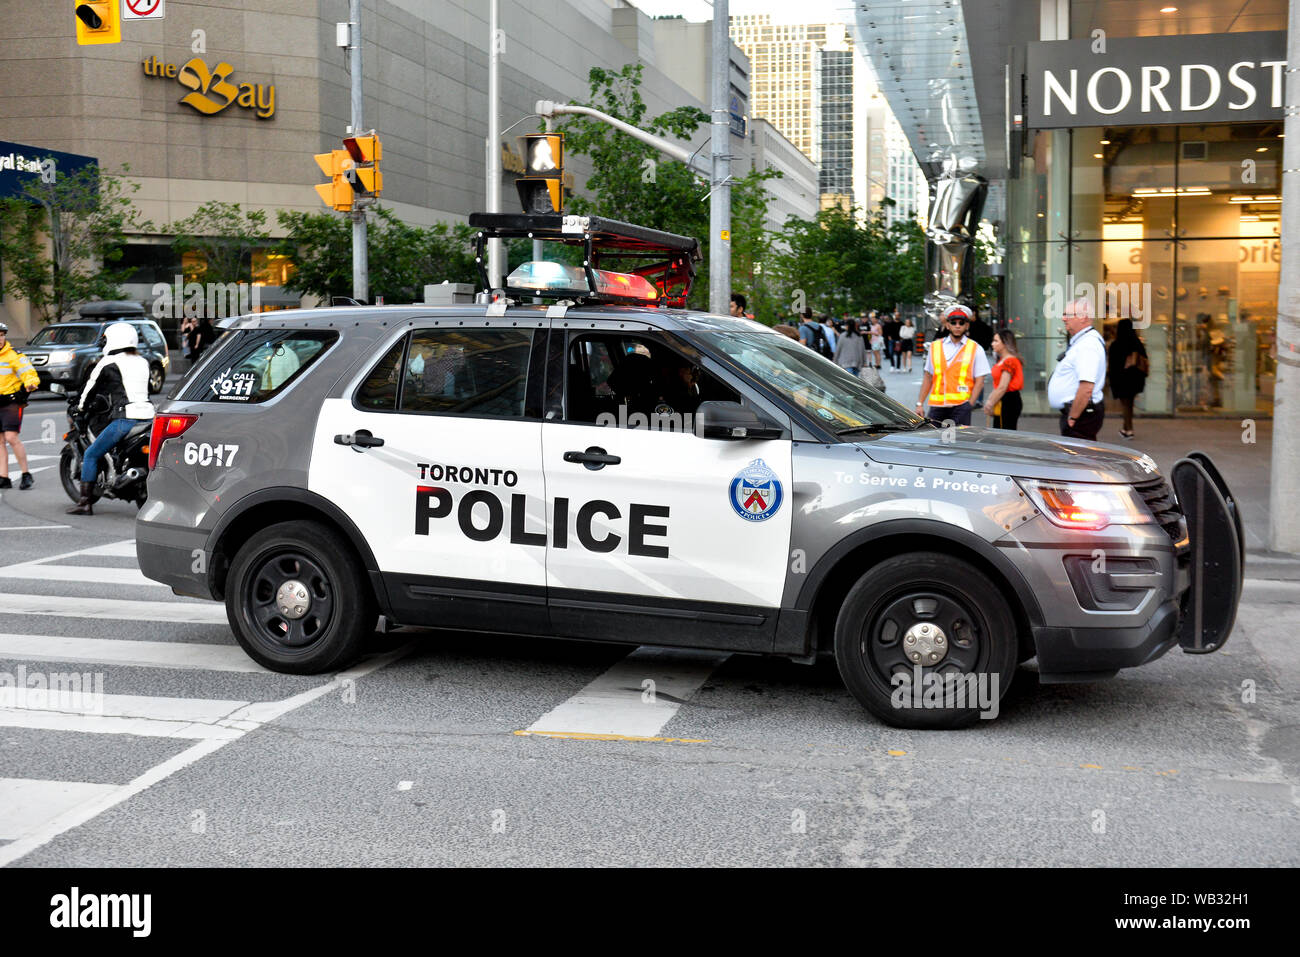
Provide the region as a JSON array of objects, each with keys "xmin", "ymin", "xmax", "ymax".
[
  {"xmin": 343, "ymin": 134, "xmax": 382, "ymax": 197},
  {"xmin": 75, "ymin": 1, "xmax": 120, "ymax": 45},
  {"xmin": 516, "ymin": 132, "xmax": 564, "ymax": 213},
  {"xmin": 314, "ymin": 149, "xmax": 354, "ymax": 211}
]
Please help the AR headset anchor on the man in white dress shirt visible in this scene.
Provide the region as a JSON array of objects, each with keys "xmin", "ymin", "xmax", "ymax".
[{"xmin": 1047, "ymin": 297, "xmax": 1108, "ymax": 440}]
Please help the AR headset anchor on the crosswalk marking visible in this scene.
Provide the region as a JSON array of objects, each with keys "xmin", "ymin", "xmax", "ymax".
[
  {"xmin": 0, "ymin": 562, "xmax": 166, "ymax": 587},
  {"xmin": 78, "ymin": 540, "xmax": 139, "ymax": 558},
  {"xmin": 521, "ymin": 647, "xmax": 726, "ymax": 741},
  {"xmin": 0, "ymin": 633, "xmax": 265, "ymax": 673},
  {"xmin": 1, "ymin": 593, "xmax": 226, "ymax": 624},
  {"xmin": 0, "ymin": 692, "xmax": 251, "ymax": 740},
  {"xmin": 0, "ymin": 779, "xmax": 121, "ymax": 842}
]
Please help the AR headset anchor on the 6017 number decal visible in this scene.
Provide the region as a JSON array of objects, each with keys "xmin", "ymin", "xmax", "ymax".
[{"xmin": 183, "ymin": 442, "xmax": 239, "ymax": 467}]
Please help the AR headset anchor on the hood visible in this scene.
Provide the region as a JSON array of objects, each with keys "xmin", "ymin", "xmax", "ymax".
[{"xmin": 855, "ymin": 426, "xmax": 1162, "ymax": 484}]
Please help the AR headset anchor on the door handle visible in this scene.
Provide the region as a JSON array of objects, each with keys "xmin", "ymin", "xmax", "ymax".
[
  {"xmin": 334, "ymin": 430, "xmax": 385, "ymax": 449},
  {"xmin": 563, "ymin": 447, "xmax": 620, "ymax": 470}
]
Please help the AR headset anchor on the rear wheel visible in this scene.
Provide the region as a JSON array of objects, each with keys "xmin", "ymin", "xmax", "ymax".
[
  {"xmin": 833, "ymin": 552, "xmax": 1017, "ymax": 728},
  {"xmin": 225, "ymin": 520, "xmax": 376, "ymax": 674}
]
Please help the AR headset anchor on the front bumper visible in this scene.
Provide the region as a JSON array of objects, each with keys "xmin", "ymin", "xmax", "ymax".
[{"xmin": 1032, "ymin": 596, "xmax": 1182, "ymax": 682}]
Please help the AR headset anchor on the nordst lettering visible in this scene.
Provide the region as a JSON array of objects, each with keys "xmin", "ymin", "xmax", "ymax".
[{"xmin": 1041, "ymin": 61, "xmax": 1284, "ymax": 118}]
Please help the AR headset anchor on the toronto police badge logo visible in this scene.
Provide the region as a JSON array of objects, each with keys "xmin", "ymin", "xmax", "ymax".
[{"xmin": 729, "ymin": 458, "xmax": 783, "ymax": 522}]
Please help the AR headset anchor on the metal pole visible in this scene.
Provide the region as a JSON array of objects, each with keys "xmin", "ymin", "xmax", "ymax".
[
  {"xmin": 486, "ymin": 0, "xmax": 502, "ymax": 288},
  {"xmin": 709, "ymin": 0, "xmax": 731, "ymax": 316},
  {"xmin": 349, "ymin": 0, "xmax": 368, "ymax": 303},
  {"xmin": 1270, "ymin": 4, "xmax": 1300, "ymax": 553}
]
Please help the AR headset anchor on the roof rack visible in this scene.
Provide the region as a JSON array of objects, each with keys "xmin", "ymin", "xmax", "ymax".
[{"xmin": 468, "ymin": 212, "xmax": 700, "ymax": 308}]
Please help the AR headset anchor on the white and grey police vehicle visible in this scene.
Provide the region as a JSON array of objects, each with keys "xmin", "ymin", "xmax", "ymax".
[{"xmin": 137, "ymin": 213, "xmax": 1242, "ymax": 728}]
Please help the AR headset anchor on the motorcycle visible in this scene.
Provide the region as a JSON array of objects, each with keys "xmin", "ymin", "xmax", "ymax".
[{"xmin": 48, "ymin": 383, "xmax": 150, "ymax": 509}]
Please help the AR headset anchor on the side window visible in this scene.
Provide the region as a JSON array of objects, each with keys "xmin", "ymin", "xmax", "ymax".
[
  {"xmin": 396, "ymin": 328, "xmax": 533, "ymax": 418},
  {"xmin": 355, "ymin": 337, "xmax": 406, "ymax": 411},
  {"xmin": 564, "ymin": 333, "xmax": 739, "ymax": 427},
  {"xmin": 179, "ymin": 330, "xmax": 337, "ymax": 403},
  {"xmin": 136, "ymin": 323, "xmax": 165, "ymax": 350}
]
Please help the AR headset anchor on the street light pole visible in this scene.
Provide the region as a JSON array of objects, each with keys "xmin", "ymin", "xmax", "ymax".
[
  {"xmin": 710, "ymin": 0, "xmax": 731, "ymax": 316},
  {"xmin": 1270, "ymin": 3, "xmax": 1300, "ymax": 553},
  {"xmin": 486, "ymin": 0, "xmax": 503, "ymax": 289},
  {"xmin": 348, "ymin": 0, "xmax": 367, "ymax": 303}
]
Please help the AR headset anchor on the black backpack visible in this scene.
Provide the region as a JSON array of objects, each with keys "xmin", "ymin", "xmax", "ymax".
[{"xmin": 812, "ymin": 324, "xmax": 834, "ymax": 359}]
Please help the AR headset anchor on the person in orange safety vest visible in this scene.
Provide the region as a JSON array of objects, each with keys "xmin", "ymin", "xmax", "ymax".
[{"xmin": 914, "ymin": 304, "xmax": 990, "ymax": 426}]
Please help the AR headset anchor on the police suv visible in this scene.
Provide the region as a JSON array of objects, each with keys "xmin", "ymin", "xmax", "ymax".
[{"xmin": 137, "ymin": 214, "xmax": 1242, "ymax": 728}]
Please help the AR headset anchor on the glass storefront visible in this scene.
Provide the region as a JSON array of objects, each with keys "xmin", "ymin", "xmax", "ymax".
[{"xmin": 1005, "ymin": 122, "xmax": 1280, "ymax": 416}]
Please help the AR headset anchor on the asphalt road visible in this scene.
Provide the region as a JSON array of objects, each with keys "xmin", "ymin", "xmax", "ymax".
[{"xmin": 1, "ymin": 394, "xmax": 1297, "ymax": 867}]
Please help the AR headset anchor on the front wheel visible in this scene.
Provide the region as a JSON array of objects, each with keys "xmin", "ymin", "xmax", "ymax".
[
  {"xmin": 225, "ymin": 520, "xmax": 376, "ymax": 674},
  {"xmin": 147, "ymin": 363, "xmax": 165, "ymax": 395},
  {"xmin": 834, "ymin": 552, "xmax": 1018, "ymax": 729}
]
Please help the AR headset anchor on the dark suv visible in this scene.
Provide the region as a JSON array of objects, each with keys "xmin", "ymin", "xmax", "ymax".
[{"xmin": 23, "ymin": 301, "xmax": 170, "ymax": 394}]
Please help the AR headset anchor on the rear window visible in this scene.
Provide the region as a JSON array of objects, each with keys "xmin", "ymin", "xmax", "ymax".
[
  {"xmin": 28, "ymin": 325, "xmax": 101, "ymax": 346},
  {"xmin": 179, "ymin": 330, "xmax": 337, "ymax": 403}
]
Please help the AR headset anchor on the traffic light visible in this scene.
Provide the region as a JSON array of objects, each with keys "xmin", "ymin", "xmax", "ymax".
[
  {"xmin": 74, "ymin": 1, "xmax": 120, "ymax": 45},
  {"xmin": 314, "ymin": 149, "xmax": 354, "ymax": 211},
  {"xmin": 343, "ymin": 134, "xmax": 382, "ymax": 197},
  {"xmin": 516, "ymin": 132, "xmax": 564, "ymax": 214}
]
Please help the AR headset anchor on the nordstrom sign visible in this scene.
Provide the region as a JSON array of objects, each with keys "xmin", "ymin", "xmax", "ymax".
[{"xmin": 1026, "ymin": 32, "xmax": 1286, "ymax": 129}]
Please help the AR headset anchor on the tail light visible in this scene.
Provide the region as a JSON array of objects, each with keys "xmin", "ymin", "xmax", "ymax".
[{"xmin": 148, "ymin": 414, "xmax": 198, "ymax": 470}]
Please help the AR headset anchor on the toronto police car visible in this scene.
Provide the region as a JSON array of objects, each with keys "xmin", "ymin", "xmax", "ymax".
[{"xmin": 136, "ymin": 213, "xmax": 1242, "ymax": 728}]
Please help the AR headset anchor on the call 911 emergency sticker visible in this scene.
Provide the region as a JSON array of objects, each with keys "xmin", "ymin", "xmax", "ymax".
[
  {"xmin": 729, "ymin": 458, "xmax": 783, "ymax": 522},
  {"xmin": 208, "ymin": 366, "xmax": 258, "ymax": 401}
]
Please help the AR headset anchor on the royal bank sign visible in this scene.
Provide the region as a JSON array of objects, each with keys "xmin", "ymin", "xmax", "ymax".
[{"xmin": 1026, "ymin": 31, "xmax": 1285, "ymax": 129}]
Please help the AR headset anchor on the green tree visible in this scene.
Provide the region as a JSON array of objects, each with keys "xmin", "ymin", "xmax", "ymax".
[
  {"xmin": 560, "ymin": 63, "xmax": 778, "ymax": 313},
  {"xmin": 276, "ymin": 207, "xmax": 484, "ymax": 304},
  {"xmin": 0, "ymin": 164, "xmax": 146, "ymax": 324},
  {"xmin": 169, "ymin": 201, "xmax": 271, "ymax": 285}
]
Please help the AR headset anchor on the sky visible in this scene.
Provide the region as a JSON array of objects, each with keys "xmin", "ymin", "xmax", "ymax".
[{"xmin": 626, "ymin": 0, "xmax": 852, "ymax": 25}]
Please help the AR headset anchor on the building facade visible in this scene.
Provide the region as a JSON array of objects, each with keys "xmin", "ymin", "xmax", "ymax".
[{"xmin": 0, "ymin": 0, "xmax": 722, "ymax": 339}]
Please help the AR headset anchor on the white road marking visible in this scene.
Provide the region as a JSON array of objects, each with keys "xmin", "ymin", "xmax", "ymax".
[
  {"xmin": 0, "ymin": 692, "xmax": 251, "ymax": 740},
  {"xmin": 0, "ymin": 562, "xmax": 165, "ymax": 587},
  {"xmin": 0, "ymin": 779, "xmax": 121, "ymax": 842},
  {"xmin": 0, "ymin": 525, "xmax": 71, "ymax": 531},
  {"xmin": 0, "ymin": 633, "xmax": 264, "ymax": 673},
  {"xmin": 0, "ymin": 644, "xmax": 412, "ymax": 867},
  {"xmin": 523, "ymin": 647, "xmax": 727, "ymax": 740},
  {"xmin": 77, "ymin": 540, "xmax": 138, "ymax": 558},
  {"xmin": 1, "ymin": 593, "xmax": 226, "ymax": 623}
]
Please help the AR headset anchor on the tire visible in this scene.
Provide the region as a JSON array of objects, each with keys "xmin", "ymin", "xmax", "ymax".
[
  {"xmin": 147, "ymin": 363, "xmax": 165, "ymax": 395},
  {"xmin": 225, "ymin": 520, "xmax": 376, "ymax": 674},
  {"xmin": 58, "ymin": 446, "xmax": 102, "ymax": 504},
  {"xmin": 833, "ymin": 552, "xmax": 1017, "ymax": 729}
]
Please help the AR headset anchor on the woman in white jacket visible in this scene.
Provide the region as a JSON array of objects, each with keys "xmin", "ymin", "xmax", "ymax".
[{"xmin": 67, "ymin": 322, "xmax": 155, "ymax": 516}]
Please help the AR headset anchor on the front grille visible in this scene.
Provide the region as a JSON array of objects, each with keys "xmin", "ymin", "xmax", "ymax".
[
  {"xmin": 1136, "ymin": 478, "xmax": 1185, "ymax": 542},
  {"xmin": 28, "ymin": 354, "xmax": 47, "ymax": 366}
]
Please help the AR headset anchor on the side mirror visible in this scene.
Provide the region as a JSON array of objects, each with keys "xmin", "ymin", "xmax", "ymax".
[{"xmin": 695, "ymin": 400, "xmax": 783, "ymax": 441}]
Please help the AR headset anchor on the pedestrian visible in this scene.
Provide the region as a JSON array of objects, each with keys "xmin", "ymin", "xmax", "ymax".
[
  {"xmin": 834, "ymin": 318, "xmax": 866, "ymax": 376},
  {"xmin": 819, "ymin": 314, "xmax": 838, "ymax": 354},
  {"xmin": 915, "ymin": 304, "xmax": 989, "ymax": 426},
  {"xmin": 868, "ymin": 314, "xmax": 884, "ymax": 369},
  {"xmin": 773, "ymin": 322, "xmax": 801, "ymax": 341},
  {"xmin": 884, "ymin": 312, "xmax": 902, "ymax": 370},
  {"xmin": 179, "ymin": 315, "xmax": 197, "ymax": 369},
  {"xmin": 1108, "ymin": 317, "xmax": 1148, "ymax": 440},
  {"xmin": 0, "ymin": 322, "xmax": 40, "ymax": 490},
  {"xmin": 66, "ymin": 322, "xmax": 155, "ymax": 516},
  {"xmin": 729, "ymin": 293, "xmax": 752, "ymax": 319},
  {"xmin": 983, "ymin": 327, "xmax": 1024, "ymax": 430},
  {"xmin": 798, "ymin": 310, "xmax": 834, "ymax": 358},
  {"xmin": 898, "ymin": 317, "xmax": 916, "ymax": 372},
  {"xmin": 1048, "ymin": 297, "xmax": 1107, "ymax": 440},
  {"xmin": 190, "ymin": 316, "xmax": 216, "ymax": 365}
]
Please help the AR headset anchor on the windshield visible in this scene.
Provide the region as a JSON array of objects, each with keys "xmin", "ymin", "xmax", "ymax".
[
  {"xmin": 28, "ymin": 325, "xmax": 101, "ymax": 346},
  {"xmin": 692, "ymin": 327, "xmax": 925, "ymax": 434}
]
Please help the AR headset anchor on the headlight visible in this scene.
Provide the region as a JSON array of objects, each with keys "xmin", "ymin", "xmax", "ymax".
[
  {"xmin": 47, "ymin": 350, "xmax": 76, "ymax": 365},
  {"xmin": 1016, "ymin": 479, "xmax": 1153, "ymax": 530}
]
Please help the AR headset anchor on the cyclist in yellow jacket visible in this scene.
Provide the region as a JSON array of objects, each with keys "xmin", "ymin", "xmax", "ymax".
[
  {"xmin": 0, "ymin": 322, "xmax": 40, "ymax": 490},
  {"xmin": 914, "ymin": 304, "xmax": 990, "ymax": 426}
]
